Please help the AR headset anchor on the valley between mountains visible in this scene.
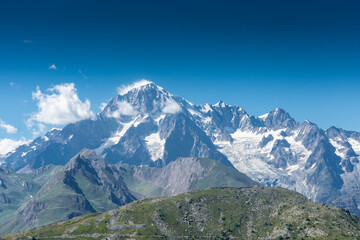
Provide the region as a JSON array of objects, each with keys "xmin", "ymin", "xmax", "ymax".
[{"xmin": 1, "ymin": 81, "xmax": 360, "ymax": 237}]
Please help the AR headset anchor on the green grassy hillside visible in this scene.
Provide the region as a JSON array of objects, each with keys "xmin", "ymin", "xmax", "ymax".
[
  {"xmin": 0, "ymin": 149, "xmax": 135, "ymax": 235},
  {"xmin": 0, "ymin": 165, "xmax": 62, "ymax": 228},
  {"xmin": 4, "ymin": 187, "xmax": 360, "ymax": 240}
]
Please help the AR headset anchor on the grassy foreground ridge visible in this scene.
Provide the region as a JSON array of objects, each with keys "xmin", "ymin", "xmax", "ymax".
[{"xmin": 3, "ymin": 186, "xmax": 360, "ymax": 240}]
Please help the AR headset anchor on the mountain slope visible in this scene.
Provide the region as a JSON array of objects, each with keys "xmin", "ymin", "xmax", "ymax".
[
  {"xmin": 4, "ymin": 117, "xmax": 119, "ymax": 170},
  {"xmin": 0, "ymin": 166, "xmax": 40, "ymax": 227},
  {"xmin": 0, "ymin": 164, "xmax": 62, "ymax": 228},
  {"xmin": 0, "ymin": 149, "xmax": 135, "ymax": 234},
  {"xmin": 121, "ymin": 157, "xmax": 258, "ymax": 198},
  {"xmin": 4, "ymin": 187, "xmax": 360, "ymax": 240}
]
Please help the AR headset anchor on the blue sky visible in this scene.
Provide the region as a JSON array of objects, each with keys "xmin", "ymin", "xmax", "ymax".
[{"xmin": 0, "ymin": 0, "xmax": 359, "ymax": 145}]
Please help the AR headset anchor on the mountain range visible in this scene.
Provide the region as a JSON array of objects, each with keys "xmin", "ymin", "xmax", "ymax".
[{"xmin": 1, "ymin": 80, "xmax": 360, "ymax": 234}]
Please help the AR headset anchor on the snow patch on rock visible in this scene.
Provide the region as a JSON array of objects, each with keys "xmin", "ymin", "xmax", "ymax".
[
  {"xmin": 144, "ymin": 132, "xmax": 165, "ymax": 161},
  {"xmin": 349, "ymin": 138, "xmax": 360, "ymax": 155}
]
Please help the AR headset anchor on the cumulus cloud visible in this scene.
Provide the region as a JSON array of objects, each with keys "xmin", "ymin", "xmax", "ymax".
[
  {"xmin": 117, "ymin": 79, "xmax": 154, "ymax": 95},
  {"xmin": 0, "ymin": 119, "xmax": 17, "ymax": 134},
  {"xmin": 0, "ymin": 138, "xmax": 29, "ymax": 156},
  {"xmin": 99, "ymin": 102, "xmax": 107, "ymax": 111},
  {"xmin": 23, "ymin": 40, "xmax": 32, "ymax": 44},
  {"xmin": 48, "ymin": 64, "xmax": 57, "ymax": 70},
  {"xmin": 162, "ymin": 99, "xmax": 181, "ymax": 114},
  {"xmin": 30, "ymin": 123, "xmax": 47, "ymax": 137},
  {"xmin": 105, "ymin": 101, "xmax": 138, "ymax": 118},
  {"xmin": 27, "ymin": 83, "xmax": 95, "ymax": 127}
]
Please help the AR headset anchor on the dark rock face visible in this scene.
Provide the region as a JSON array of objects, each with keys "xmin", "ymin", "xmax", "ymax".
[
  {"xmin": 269, "ymin": 139, "xmax": 293, "ymax": 168},
  {"xmin": 259, "ymin": 134, "xmax": 274, "ymax": 148},
  {"xmin": 103, "ymin": 119, "xmax": 156, "ymax": 165},
  {"xmin": 161, "ymin": 113, "xmax": 231, "ymax": 167},
  {"xmin": 264, "ymin": 108, "xmax": 297, "ymax": 130}
]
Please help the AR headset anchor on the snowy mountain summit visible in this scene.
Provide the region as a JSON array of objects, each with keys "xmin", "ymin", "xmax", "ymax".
[{"xmin": 3, "ymin": 80, "xmax": 360, "ymax": 215}]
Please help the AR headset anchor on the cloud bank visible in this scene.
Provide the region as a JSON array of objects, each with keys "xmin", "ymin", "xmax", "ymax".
[
  {"xmin": 162, "ymin": 99, "xmax": 181, "ymax": 114},
  {"xmin": 0, "ymin": 119, "xmax": 17, "ymax": 134},
  {"xmin": 27, "ymin": 83, "xmax": 95, "ymax": 129},
  {"xmin": 105, "ymin": 101, "xmax": 138, "ymax": 118},
  {"xmin": 99, "ymin": 102, "xmax": 107, "ymax": 111},
  {"xmin": 0, "ymin": 138, "xmax": 29, "ymax": 156}
]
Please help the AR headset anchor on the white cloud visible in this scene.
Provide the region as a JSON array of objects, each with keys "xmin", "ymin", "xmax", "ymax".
[
  {"xmin": 9, "ymin": 82, "xmax": 14, "ymax": 87},
  {"xmin": 48, "ymin": 64, "xmax": 57, "ymax": 70},
  {"xmin": 27, "ymin": 83, "xmax": 95, "ymax": 127},
  {"xmin": 117, "ymin": 79, "xmax": 154, "ymax": 95},
  {"xmin": 105, "ymin": 101, "xmax": 138, "ymax": 118},
  {"xmin": 0, "ymin": 138, "xmax": 29, "ymax": 156},
  {"xmin": 30, "ymin": 123, "xmax": 47, "ymax": 137},
  {"xmin": 99, "ymin": 102, "xmax": 107, "ymax": 111},
  {"xmin": 0, "ymin": 119, "xmax": 17, "ymax": 134},
  {"xmin": 23, "ymin": 40, "xmax": 32, "ymax": 44},
  {"xmin": 162, "ymin": 99, "xmax": 181, "ymax": 114}
]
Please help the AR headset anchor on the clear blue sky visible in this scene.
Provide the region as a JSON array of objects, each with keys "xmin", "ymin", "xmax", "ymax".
[{"xmin": 0, "ymin": 0, "xmax": 359, "ymax": 141}]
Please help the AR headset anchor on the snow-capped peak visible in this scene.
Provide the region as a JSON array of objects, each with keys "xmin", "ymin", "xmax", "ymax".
[
  {"xmin": 263, "ymin": 108, "xmax": 296, "ymax": 130},
  {"xmin": 258, "ymin": 113, "xmax": 269, "ymax": 119},
  {"xmin": 273, "ymin": 108, "xmax": 285, "ymax": 115},
  {"xmin": 268, "ymin": 108, "xmax": 291, "ymax": 118},
  {"xmin": 214, "ymin": 100, "xmax": 227, "ymax": 108},
  {"xmin": 202, "ymin": 103, "xmax": 213, "ymax": 113},
  {"xmin": 102, "ymin": 80, "xmax": 183, "ymax": 118},
  {"xmin": 117, "ymin": 79, "xmax": 165, "ymax": 96}
]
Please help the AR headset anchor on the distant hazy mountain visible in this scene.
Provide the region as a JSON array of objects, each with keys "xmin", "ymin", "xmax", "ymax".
[
  {"xmin": 5, "ymin": 187, "xmax": 360, "ymax": 240},
  {"xmin": 0, "ymin": 164, "xmax": 61, "ymax": 229},
  {"xmin": 0, "ymin": 149, "xmax": 135, "ymax": 234},
  {"xmin": 121, "ymin": 157, "xmax": 258, "ymax": 198},
  {"xmin": 3, "ymin": 81, "xmax": 360, "ymax": 216}
]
